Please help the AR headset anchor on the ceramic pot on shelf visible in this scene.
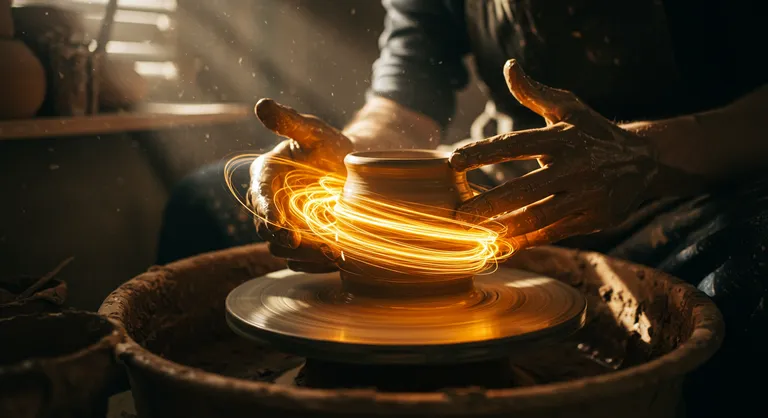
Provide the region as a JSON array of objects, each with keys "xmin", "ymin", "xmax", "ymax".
[{"xmin": 0, "ymin": 0, "xmax": 46, "ymax": 119}]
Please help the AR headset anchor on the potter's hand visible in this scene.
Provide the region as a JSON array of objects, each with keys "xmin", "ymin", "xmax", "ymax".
[
  {"xmin": 251, "ymin": 99, "xmax": 353, "ymax": 272},
  {"xmin": 449, "ymin": 59, "xmax": 662, "ymax": 250}
]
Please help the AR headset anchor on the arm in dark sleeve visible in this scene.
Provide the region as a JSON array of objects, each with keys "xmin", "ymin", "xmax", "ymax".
[{"xmin": 370, "ymin": 0, "xmax": 470, "ymax": 129}]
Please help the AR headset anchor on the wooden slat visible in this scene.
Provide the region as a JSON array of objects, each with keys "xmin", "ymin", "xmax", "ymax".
[
  {"xmin": 14, "ymin": 0, "xmax": 177, "ymax": 13},
  {"xmin": 104, "ymin": 40, "xmax": 172, "ymax": 61},
  {"xmin": 0, "ymin": 103, "xmax": 255, "ymax": 140},
  {"xmin": 82, "ymin": 14, "xmax": 172, "ymax": 44}
]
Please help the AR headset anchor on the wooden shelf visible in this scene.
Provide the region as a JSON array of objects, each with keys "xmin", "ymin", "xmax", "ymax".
[{"xmin": 0, "ymin": 102, "xmax": 255, "ymax": 140}]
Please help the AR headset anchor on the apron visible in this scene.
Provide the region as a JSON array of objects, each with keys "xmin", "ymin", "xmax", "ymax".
[{"xmin": 465, "ymin": 0, "xmax": 683, "ymax": 125}]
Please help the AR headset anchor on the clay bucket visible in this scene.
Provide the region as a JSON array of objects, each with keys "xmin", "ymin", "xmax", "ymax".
[
  {"xmin": 100, "ymin": 243, "xmax": 723, "ymax": 418},
  {"xmin": 0, "ymin": 311, "xmax": 124, "ymax": 418}
]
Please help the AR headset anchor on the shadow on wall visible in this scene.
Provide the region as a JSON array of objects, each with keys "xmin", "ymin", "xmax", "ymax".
[{"xmin": 0, "ymin": 0, "xmax": 487, "ymax": 310}]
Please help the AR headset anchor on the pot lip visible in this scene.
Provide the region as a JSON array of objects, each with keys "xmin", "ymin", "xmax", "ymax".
[
  {"xmin": 0, "ymin": 310, "xmax": 123, "ymax": 377},
  {"xmin": 106, "ymin": 246, "xmax": 724, "ymax": 414},
  {"xmin": 345, "ymin": 149, "xmax": 450, "ymax": 167}
]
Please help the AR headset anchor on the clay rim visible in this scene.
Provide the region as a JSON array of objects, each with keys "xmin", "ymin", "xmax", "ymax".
[
  {"xmin": 104, "ymin": 246, "xmax": 724, "ymax": 414},
  {"xmin": 0, "ymin": 311, "xmax": 123, "ymax": 377},
  {"xmin": 344, "ymin": 149, "xmax": 450, "ymax": 167}
]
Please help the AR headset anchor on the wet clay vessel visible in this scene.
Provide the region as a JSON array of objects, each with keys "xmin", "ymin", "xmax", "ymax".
[
  {"xmin": 225, "ymin": 149, "xmax": 588, "ymax": 364},
  {"xmin": 338, "ymin": 149, "xmax": 475, "ymax": 295},
  {"xmin": 100, "ymin": 244, "xmax": 723, "ymax": 418}
]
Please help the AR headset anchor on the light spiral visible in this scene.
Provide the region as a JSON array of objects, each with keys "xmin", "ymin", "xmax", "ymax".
[{"xmin": 225, "ymin": 155, "xmax": 517, "ymax": 278}]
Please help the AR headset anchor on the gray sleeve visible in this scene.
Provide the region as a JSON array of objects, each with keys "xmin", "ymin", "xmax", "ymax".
[{"xmin": 370, "ymin": 0, "xmax": 471, "ymax": 128}]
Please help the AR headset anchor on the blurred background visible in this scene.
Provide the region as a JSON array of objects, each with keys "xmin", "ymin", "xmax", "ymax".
[{"xmin": 0, "ymin": 0, "xmax": 487, "ymax": 309}]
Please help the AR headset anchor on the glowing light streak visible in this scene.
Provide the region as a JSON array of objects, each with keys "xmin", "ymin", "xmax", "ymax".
[{"xmin": 226, "ymin": 155, "xmax": 517, "ymax": 278}]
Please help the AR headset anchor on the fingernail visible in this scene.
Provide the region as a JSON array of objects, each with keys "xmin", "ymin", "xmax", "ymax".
[
  {"xmin": 254, "ymin": 98, "xmax": 280, "ymax": 130},
  {"xmin": 449, "ymin": 152, "xmax": 468, "ymax": 171},
  {"xmin": 504, "ymin": 59, "xmax": 522, "ymax": 74}
]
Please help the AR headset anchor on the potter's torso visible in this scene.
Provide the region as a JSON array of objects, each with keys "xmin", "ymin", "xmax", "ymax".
[{"xmin": 464, "ymin": 0, "xmax": 766, "ymax": 128}]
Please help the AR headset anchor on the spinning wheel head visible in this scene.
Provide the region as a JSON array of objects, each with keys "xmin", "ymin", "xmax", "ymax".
[{"xmin": 226, "ymin": 267, "xmax": 587, "ymax": 365}]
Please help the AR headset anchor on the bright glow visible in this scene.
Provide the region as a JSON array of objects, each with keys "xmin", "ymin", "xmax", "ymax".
[
  {"xmin": 134, "ymin": 61, "xmax": 178, "ymax": 79},
  {"xmin": 13, "ymin": 0, "xmax": 177, "ymax": 12},
  {"xmin": 226, "ymin": 155, "xmax": 517, "ymax": 279},
  {"xmin": 504, "ymin": 276, "xmax": 554, "ymax": 289},
  {"xmin": 69, "ymin": 0, "xmax": 177, "ymax": 11},
  {"xmin": 84, "ymin": 10, "xmax": 172, "ymax": 31},
  {"xmin": 106, "ymin": 41, "xmax": 165, "ymax": 58}
]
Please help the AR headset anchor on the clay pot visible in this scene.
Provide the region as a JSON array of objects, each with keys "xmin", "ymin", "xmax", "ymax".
[
  {"xmin": 100, "ymin": 243, "xmax": 723, "ymax": 418},
  {"xmin": 342, "ymin": 149, "xmax": 473, "ymax": 216},
  {"xmin": 0, "ymin": 311, "xmax": 124, "ymax": 418},
  {"xmin": 0, "ymin": 39, "xmax": 46, "ymax": 119},
  {"xmin": 12, "ymin": 5, "xmax": 93, "ymax": 116},
  {"xmin": 1, "ymin": 1, "xmax": 46, "ymax": 118},
  {"xmin": 11, "ymin": 5, "xmax": 85, "ymax": 44},
  {"xmin": 0, "ymin": 0, "xmax": 12, "ymax": 38},
  {"xmin": 339, "ymin": 150, "xmax": 476, "ymax": 296}
]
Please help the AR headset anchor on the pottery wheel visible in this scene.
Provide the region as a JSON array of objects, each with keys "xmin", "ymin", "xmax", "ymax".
[{"xmin": 226, "ymin": 268, "xmax": 587, "ymax": 365}]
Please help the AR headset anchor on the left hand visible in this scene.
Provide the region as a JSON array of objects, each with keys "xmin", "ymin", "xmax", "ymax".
[{"xmin": 449, "ymin": 59, "xmax": 663, "ymax": 250}]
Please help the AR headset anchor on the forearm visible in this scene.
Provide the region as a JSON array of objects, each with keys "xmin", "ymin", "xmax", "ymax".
[
  {"xmin": 343, "ymin": 0, "xmax": 468, "ymax": 152},
  {"xmin": 343, "ymin": 96, "xmax": 442, "ymax": 151},
  {"xmin": 623, "ymin": 85, "xmax": 768, "ymax": 197},
  {"xmin": 371, "ymin": 0, "xmax": 469, "ymax": 128}
]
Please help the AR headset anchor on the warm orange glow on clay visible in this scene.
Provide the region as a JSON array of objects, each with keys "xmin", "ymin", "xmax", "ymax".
[{"xmin": 225, "ymin": 155, "xmax": 516, "ymax": 278}]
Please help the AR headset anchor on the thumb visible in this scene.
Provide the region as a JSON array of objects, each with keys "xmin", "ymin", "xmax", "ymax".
[
  {"xmin": 503, "ymin": 59, "xmax": 585, "ymax": 124},
  {"xmin": 255, "ymin": 98, "xmax": 351, "ymax": 150}
]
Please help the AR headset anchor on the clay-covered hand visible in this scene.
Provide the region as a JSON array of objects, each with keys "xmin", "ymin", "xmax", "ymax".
[
  {"xmin": 251, "ymin": 99, "xmax": 353, "ymax": 272},
  {"xmin": 449, "ymin": 59, "xmax": 664, "ymax": 250}
]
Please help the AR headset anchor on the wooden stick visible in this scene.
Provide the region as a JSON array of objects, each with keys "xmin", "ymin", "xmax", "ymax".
[
  {"xmin": 95, "ymin": 0, "xmax": 119, "ymax": 54},
  {"xmin": 0, "ymin": 103, "xmax": 255, "ymax": 140},
  {"xmin": 16, "ymin": 257, "xmax": 75, "ymax": 300}
]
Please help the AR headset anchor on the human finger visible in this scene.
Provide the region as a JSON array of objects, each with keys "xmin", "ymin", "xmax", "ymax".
[
  {"xmin": 456, "ymin": 165, "xmax": 577, "ymax": 222},
  {"xmin": 268, "ymin": 241, "xmax": 337, "ymax": 264},
  {"xmin": 509, "ymin": 213, "xmax": 586, "ymax": 251},
  {"xmin": 493, "ymin": 194, "xmax": 582, "ymax": 237},
  {"xmin": 255, "ymin": 98, "xmax": 350, "ymax": 150},
  {"xmin": 449, "ymin": 123, "xmax": 570, "ymax": 172},
  {"xmin": 503, "ymin": 59, "xmax": 586, "ymax": 124},
  {"xmin": 249, "ymin": 140, "xmax": 301, "ymax": 247},
  {"xmin": 286, "ymin": 260, "xmax": 339, "ymax": 273}
]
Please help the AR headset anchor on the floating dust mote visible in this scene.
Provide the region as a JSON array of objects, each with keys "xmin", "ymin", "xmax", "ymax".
[{"xmin": 222, "ymin": 149, "xmax": 589, "ymax": 389}]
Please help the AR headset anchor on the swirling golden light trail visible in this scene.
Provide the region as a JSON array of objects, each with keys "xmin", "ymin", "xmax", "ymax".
[{"xmin": 225, "ymin": 155, "xmax": 516, "ymax": 278}]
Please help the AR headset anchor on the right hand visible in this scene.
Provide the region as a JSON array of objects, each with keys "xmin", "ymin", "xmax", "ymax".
[{"xmin": 251, "ymin": 99, "xmax": 354, "ymax": 272}]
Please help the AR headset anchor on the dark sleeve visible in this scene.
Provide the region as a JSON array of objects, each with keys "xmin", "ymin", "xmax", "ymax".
[{"xmin": 370, "ymin": 0, "xmax": 471, "ymax": 128}]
